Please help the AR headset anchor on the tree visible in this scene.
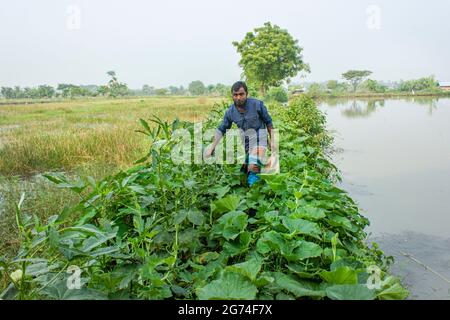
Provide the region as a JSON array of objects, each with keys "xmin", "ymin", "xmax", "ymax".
[
  {"xmin": 232, "ymin": 22, "xmax": 309, "ymax": 96},
  {"xmin": 363, "ymin": 79, "xmax": 387, "ymax": 93},
  {"xmin": 107, "ymin": 70, "xmax": 117, "ymax": 81},
  {"xmin": 206, "ymin": 84, "xmax": 215, "ymax": 95},
  {"xmin": 1, "ymin": 86, "xmax": 57, "ymax": 99},
  {"xmin": 58, "ymin": 84, "xmax": 72, "ymax": 97},
  {"xmin": 58, "ymin": 84, "xmax": 79, "ymax": 98},
  {"xmin": 326, "ymin": 80, "xmax": 339, "ymax": 91},
  {"xmin": 57, "ymin": 84, "xmax": 94, "ymax": 98},
  {"xmin": 265, "ymin": 87, "xmax": 288, "ymax": 103},
  {"xmin": 399, "ymin": 76, "xmax": 439, "ymax": 92},
  {"xmin": 97, "ymin": 85, "xmax": 109, "ymax": 96},
  {"xmin": 307, "ymin": 83, "xmax": 325, "ymax": 96},
  {"xmin": 1, "ymin": 87, "xmax": 14, "ymax": 99},
  {"xmin": 188, "ymin": 81, "xmax": 206, "ymax": 96},
  {"xmin": 142, "ymin": 85, "xmax": 155, "ymax": 96},
  {"xmin": 214, "ymin": 83, "xmax": 229, "ymax": 96},
  {"xmin": 168, "ymin": 86, "xmax": 186, "ymax": 95},
  {"xmin": 342, "ymin": 70, "xmax": 373, "ymax": 92},
  {"xmin": 36, "ymin": 85, "xmax": 55, "ymax": 98},
  {"xmin": 105, "ymin": 71, "xmax": 129, "ymax": 97},
  {"xmin": 179, "ymin": 86, "xmax": 187, "ymax": 95},
  {"xmin": 24, "ymin": 87, "xmax": 39, "ymax": 99},
  {"xmin": 155, "ymin": 88, "xmax": 168, "ymax": 96}
]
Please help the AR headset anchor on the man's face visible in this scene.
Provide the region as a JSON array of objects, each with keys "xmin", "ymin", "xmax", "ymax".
[{"xmin": 232, "ymin": 87, "xmax": 247, "ymax": 107}]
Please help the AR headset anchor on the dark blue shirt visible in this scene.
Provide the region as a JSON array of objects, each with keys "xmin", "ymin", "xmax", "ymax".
[{"xmin": 217, "ymin": 98, "xmax": 273, "ymax": 135}]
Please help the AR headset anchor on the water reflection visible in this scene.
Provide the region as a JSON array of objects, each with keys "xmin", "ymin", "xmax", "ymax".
[
  {"xmin": 341, "ymin": 100, "xmax": 385, "ymax": 118},
  {"xmin": 320, "ymin": 97, "xmax": 450, "ymax": 299},
  {"xmin": 320, "ymin": 97, "xmax": 441, "ymax": 117}
]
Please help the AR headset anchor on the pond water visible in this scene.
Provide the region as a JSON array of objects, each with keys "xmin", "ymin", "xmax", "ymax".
[{"xmin": 319, "ymin": 97, "xmax": 450, "ymax": 299}]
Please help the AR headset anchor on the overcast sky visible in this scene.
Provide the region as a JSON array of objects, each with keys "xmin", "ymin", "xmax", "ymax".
[{"xmin": 1, "ymin": 0, "xmax": 449, "ymax": 88}]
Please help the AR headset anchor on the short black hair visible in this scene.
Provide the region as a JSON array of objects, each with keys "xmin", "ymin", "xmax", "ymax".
[{"xmin": 231, "ymin": 81, "xmax": 248, "ymax": 94}]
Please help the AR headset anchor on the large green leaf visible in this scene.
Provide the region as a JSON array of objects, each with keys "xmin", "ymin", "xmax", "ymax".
[
  {"xmin": 259, "ymin": 174, "xmax": 288, "ymax": 193},
  {"xmin": 81, "ymin": 232, "xmax": 116, "ymax": 253},
  {"xmin": 212, "ymin": 211, "xmax": 248, "ymax": 241},
  {"xmin": 323, "ymin": 247, "xmax": 349, "ymax": 261},
  {"xmin": 211, "ymin": 195, "xmax": 241, "ymax": 214},
  {"xmin": 327, "ymin": 214, "xmax": 357, "ymax": 232},
  {"xmin": 223, "ymin": 232, "xmax": 252, "ymax": 257},
  {"xmin": 291, "ymin": 240, "xmax": 323, "ymax": 260},
  {"xmin": 263, "ymin": 211, "xmax": 281, "ymax": 227},
  {"xmin": 89, "ymin": 246, "xmax": 120, "ymax": 257},
  {"xmin": 273, "ymin": 272, "xmax": 326, "ymax": 298},
  {"xmin": 377, "ymin": 277, "xmax": 410, "ymax": 300},
  {"xmin": 286, "ymin": 264, "xmax": 320, "ymax": 279},
  {"xmin": 291, "ymin": 206, "xmax": 326, "ymax": 221},
  {"xmin": 330, "ymin": 258, "xmax": 365, "ymax": 271},
  {"xmin": 282, "ymin": 217, "xmax": 321, "ymax": 239},
  {"xmin": 187, "ymin": 209, "xmax": 205, "ymax": 226},
  {"xmin": 63, "ymin": 224, "xmax": 105, "ymax": 237},
  {"xmin": 43, "ymin": 173, "xmax": 86, "ymax": 194},
  {"xmin": 174, "ymin": 209, "xmax": 188, "ymax": 224},
  {"xmin": 41, "ymin": 279, "xmax": 107, "ymax": 300},
  {"xmin": 256, "ymin": 231, "xmax": 292, "ymax": 256},
  {"xmin": 209, "ymin": 186, "xmax": 230, "ymax": 198},
  {"xmin": 111, "ymin": 264, "xmax": 140, "ymax": 290},
  {"xmin": 226, "ymin": 258, "xmax": 262, "ymax": 281},
  {"xmin": 25, "ymin": 261, "xmax": 60, "ymax": 277},
  {"xmin": 377, "ymin": 283, "xmax": 409, "ymax": 300},
  {"xmin": 196, "ymin": 272, "xmax": 257, "ymax": 300},
  {"xmin": 320, "ymin": 267, "xmax": 359, "ymax": 285},
  {"xmin": 326, "ymin": 284, "xmax": 376, "ymax": 300},
  {"xmin": 257, "ymin": 232, "xmax": 322, "ymax": 261}
]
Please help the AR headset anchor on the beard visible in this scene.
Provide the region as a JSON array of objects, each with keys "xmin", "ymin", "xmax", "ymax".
[{"xmin": 234, "ymin": 98, "xmax": 247, "ymax": 107}]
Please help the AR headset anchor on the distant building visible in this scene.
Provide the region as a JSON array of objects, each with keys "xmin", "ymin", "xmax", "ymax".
[
  {"xmin": 439, "ymin": 82, "xmax": 450, "ymax": 91},
  {"xmin": 380, "ymin": 81, "xmax": 400, "ymax": 90},
  {"xmin": 290, "ymin": 88, "xmax": 305, "ymax": 95}
]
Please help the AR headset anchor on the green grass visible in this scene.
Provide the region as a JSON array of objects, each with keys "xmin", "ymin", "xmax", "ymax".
[
  {"xmin": 0, "ymin": 96, "xmax": 223, "ymax": 176},
  {"xmin": 0, "ymin": 96, "xmax": 225, "ymax": 256},
  {"xmin": 0, "ymin": 168, "xmax": 101, "ymax": 256}
]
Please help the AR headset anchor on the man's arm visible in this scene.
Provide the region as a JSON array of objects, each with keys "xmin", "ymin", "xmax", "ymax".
[
  {"xmin": 204, "ymin": 110, "xmax": 232, "ymax": 157},
  {"xmin": 259, "ymin": 102, "xmax": 275, "ymax": 151},
  {"xmin": 259, "ymin": 101, "xmax": 273, "ymax": 128}
]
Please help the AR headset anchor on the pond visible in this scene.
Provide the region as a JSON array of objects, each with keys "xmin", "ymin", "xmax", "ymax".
[{"xmin": 319, "ymin": 97, "xmax": 450, "ymax": 299}]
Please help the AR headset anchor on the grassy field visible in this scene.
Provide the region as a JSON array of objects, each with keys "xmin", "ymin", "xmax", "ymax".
[{"xmin": 0, "ymin": 96, "xmax": 224, "ymax": 256}]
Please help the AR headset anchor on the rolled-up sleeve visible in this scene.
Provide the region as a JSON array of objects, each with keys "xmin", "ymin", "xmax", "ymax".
[
  {"xmin": 259, "ymin": 101, "xmax": 273, "ymax": 127},
  {"xmin": 217, "ymin": 110, "xmax": 232, "ymax": 136}
]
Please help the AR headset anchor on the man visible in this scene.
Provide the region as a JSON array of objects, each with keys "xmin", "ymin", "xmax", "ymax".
[{"xmin": 204, "ymin": 81, "xmax": 275, "ymax": 186}]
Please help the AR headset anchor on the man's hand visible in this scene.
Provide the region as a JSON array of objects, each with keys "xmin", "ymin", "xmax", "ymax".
[{"xmin": 203, "ymin": 146, "xmax": 215, "ymax": 159}]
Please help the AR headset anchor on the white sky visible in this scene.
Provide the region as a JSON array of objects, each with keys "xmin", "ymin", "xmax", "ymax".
[{"xmin": 0, "ymin": 0, "xmax": 449, "ymax": 88}]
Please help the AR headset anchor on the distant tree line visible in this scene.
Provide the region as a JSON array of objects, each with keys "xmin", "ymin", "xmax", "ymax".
[
  {"xmin": 0, "ymin": 76, "xmax": 231, "ymax": 99},
  {"xmin": 136, "ymin": 81, "xmax": 230, "ymax": 97},
  {"xmin": 299, "ymin": 71, "xmax": 441, "ymax": 97},
  {"xmin": 0, "ymin": 71, "xmax": 130, "ymax": 99}
]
